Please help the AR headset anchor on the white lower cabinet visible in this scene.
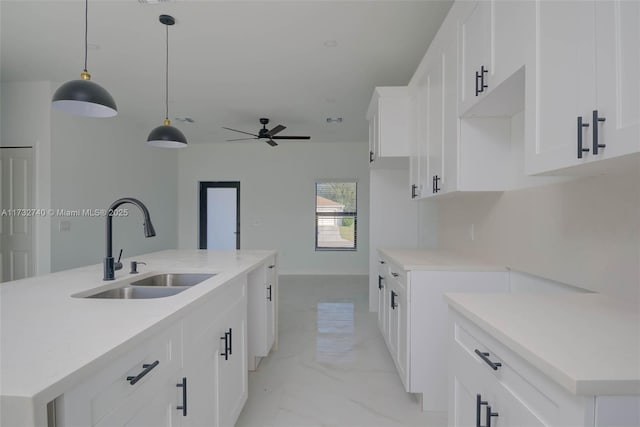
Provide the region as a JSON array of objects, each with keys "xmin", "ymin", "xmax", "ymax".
[
  {"xmin": 59, "ymin": 276, "xmax": 249, "ymax": 427},
  {"xmin": 182, "ymin": 276, "xmax": 248, "ymax": 427},
  {"xmin": 449, "ymin": 310, "xmax": 640, "ymax": 427},
  {"xmin": 59, "ymin": 323, "xmax": 182, "ymax": 427},
  {"xmin": 376, "ymin": 252, "xmax": 509, "ymax": 412},
  {"xmin": 247, "ymin": 255, "xmax": 278, "ymax": 371}
]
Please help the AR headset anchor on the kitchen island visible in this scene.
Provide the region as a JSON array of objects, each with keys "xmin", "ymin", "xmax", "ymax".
[{"xmin": 1, "ymin": 249, "xmax": 277, "ymax": 427}]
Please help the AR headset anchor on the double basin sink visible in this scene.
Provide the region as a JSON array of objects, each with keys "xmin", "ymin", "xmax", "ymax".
[{"xmin": 83, "ymin": 273, "xmax": 215, "ymax": 299}]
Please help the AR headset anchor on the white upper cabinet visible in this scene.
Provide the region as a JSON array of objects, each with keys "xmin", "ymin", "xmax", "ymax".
[
  {"xmin": 459, "ymin": 1, "xmax": 492, "ymax": 114},
  {"xmin": 527, "ymin": 0, "xmax": 640, "ymax": 175},
  {"xmin": 367, "ymin": 87, "xmax": 411, "ymax": 167}
]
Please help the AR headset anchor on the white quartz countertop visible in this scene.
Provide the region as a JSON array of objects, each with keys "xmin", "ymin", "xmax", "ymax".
[
  {"xmin": 378, "ymin": 248, "xmax": 507, "ymax": 272},
  {"xmin": 445, "ymin": 292, "xmax": 640, "ymax": 396},
  {"xmin": 0, "ymin": 249, "xmax": 275, "ymax": 404}
]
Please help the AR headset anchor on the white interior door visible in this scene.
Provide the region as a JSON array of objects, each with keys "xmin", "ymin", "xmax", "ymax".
[
  {"xmin": 199, "ymin": 182, "xmax": 240, "ymax": 250},
  {"xmin": 0, "ymin": 147, "xmax": 35, "ymax": 282}
]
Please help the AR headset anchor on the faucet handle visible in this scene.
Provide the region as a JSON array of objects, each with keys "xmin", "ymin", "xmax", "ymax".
[
  {"xmin": 114, "ymin": 249, "xmax": 123, "ymax": 271},
  {"xmin": 130, "ymin": 261, "xmax": 146, "ymax": 274}
]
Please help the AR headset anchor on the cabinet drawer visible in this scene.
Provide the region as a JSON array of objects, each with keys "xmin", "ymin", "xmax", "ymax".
[
  {"xmin": 453, "ymin": 314, "xmax": 589, "ymax": 426},
  {"xmin": 386, "ymin": 262, "xmax": 406, "ymax": 286},
  {"xmin": 60, "ymin": 323, "xmax": 181, "ymax": 426}
]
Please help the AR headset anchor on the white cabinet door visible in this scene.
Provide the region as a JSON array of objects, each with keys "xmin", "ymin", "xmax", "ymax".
[
  {"xmin": 459, "ymin": 0, "xmax": 492, "ymax": 114},
  {"xmin": 182, "ymin": 308, "xmax": 221, "ymax": 427},
  {"xmin": 493, "ymin": 0, "xmax": 534, "ymax": 89},
  {"xmin": 409, "ymin": 86, "xmax": 422, "ymax": 199},
  {"xmin": 217, "ymin": 284, "xmax": 248, "ymax": 427},
  {"xmin": 395, "ymin": 278, "xmax": 408, "ymax": 387},
  {"xmin": 527, "ymin": 1, "xmax": 597, "ymax": 174},
  {"xmin": 376, "ymin": 272, "xmax": 386, "ymax": 334},
  {"xmin": 247, "ymin": 258, "xmax": 277, "ymax": 370},
  {"xmin": 595, "ymin": 0, "xmax": 640, "ymax": 160},
  {"xmin": 426, "ymin": 53, "xmax": 444, "ymax": 196},
  {"xmin": 367, "ymin": 87, "xmax": 411, "ymax": 165},
  {"xmin": 265, "ymin": 260, "xmax": 277, "ymax": 354}
]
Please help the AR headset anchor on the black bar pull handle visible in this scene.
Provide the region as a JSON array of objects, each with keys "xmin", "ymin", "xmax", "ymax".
[
  {"xmin": 592, "ymin": 110, "xmax": 606, "ymax": 155},
  {"xmin": 390, "ymin": 290, "xmax": 398, "ymax": 309},
  {"xmin": 475, "ymin": 70, "xmax": 481, "ymax": 96},
  {"xmin": 378, "ymin": 275, "xmax": 383, "ymax": 290},
  {"xmin": 379, "ymin": 260, "xmax": 385, "ymax": 265},
  {"xmin": 268, "ymin": 264, "xmax": 276, "ymax": 269},
  {"xmin": 434, "ymin": 175, "xmax": 441, "ymax": 193},
  {"xmin": 369, "ymin": 151, "xmax": 374, "ymax": 163},
  {"xmin": 411, "ymin": 184, "xmax": 418, "ymax": 199},
  {"xmin": 577, "ymin": 116, "xmax": 590, "ymax": 158},
  {"xmin": 176, "ymin": 377, "xmax": 187, "ymax": 417},
  {"xmin": 474, "ymin": 349, "xmax": 502, "ymax": 370},
  {"xmin": 480, "ymin": 65, "xmax": 489, "ymax": 92},
  {"xmin": 227, "ymin": 328, "xmax": 233, "ymax": 355},
  {"xmin": 476, "ymin": 394, "xmax": 488, "ymax": 427},
  {"xmin": 267, "ymin": 284, "xmax": 272, "ymax": 301},
  {"xmin": 220, "ymin": 333, "xmax": 229, "ymax": 360},
  {"xmin": 486, "ymin": 406, "xmax": 498, "ymax": 427},
  {"xmin": 126, "ymin": 360, "xmax": 160, "ymax": 385},
  {"xmin": 391, "ymin": 272, "xmax": 399, "ymax": 278}
]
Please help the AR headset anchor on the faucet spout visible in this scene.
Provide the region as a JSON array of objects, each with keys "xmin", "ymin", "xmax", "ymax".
[{"xmin": 104, "ymin": 197, "xmax": 156, "ymax": 281}]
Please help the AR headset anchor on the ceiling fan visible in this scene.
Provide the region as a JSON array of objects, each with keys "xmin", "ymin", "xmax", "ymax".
[{"xmin": 223, "ymin": 118, "xmax": 311, "ymax": 146}]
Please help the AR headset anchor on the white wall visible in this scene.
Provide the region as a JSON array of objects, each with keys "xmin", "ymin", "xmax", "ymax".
[
  {"xmin": 178, "ymin": 141, "xmax": 370, "ymax": 275},
  {"xmin": 430, "ymin": 112, "xmax": 640, "ymax": 303},
  {"xmin": 49, "ymin": 105, "xmax": 179, "ymax": 272},
  {"xmin": 1, "ymin": 80, "xmax": 179, "ymax": 274}
]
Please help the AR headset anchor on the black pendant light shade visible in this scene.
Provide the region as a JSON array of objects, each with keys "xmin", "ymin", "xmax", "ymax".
[
  {"xmin": 51, "ymin": 0, "xmax": 117, "ymax": 117},
  {"xmin": 147, "ymin": 14, "xmax": 187, "ymax": 148},
  {"xmin": 52, "ymin": 74, "xmax": 117, "ymax": 117},
  {"xmin": 147, "ymin": 119, "xmax": 188, "ymax": 148}
]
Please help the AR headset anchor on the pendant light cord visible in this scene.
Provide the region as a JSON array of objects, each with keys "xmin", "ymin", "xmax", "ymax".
[
  {"xmin": 84, "ymin": 0, "xmax": 88, "ymax": 72},
  {"xmin": 165, "ymin": 23, "xmax": 169, "ymax": 120}
]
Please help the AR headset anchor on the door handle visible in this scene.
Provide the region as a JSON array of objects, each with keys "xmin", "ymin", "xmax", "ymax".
[
  {"xmin": 592, "ymin": 110, "xmax": 606, "ymax": 155},
  {"xmin": 378, "ymin": 275, "xmax": 383, "ymax": 290},
  {"xmin": 474, "ymin": 349, "xmax": 502, "ymax": 370},
  {"xmin": 390, "ymin": 290, "xmax": 397, "ymax": 309},
  {"xmin": 176, "ymin": 377, "xmax": 187, "ymax": 416},
  {"xmin": 577, "ymin": 116, "xmax": 590, "ymax": 158},
  {"xmin": 126, "ymin": 360, "xmax": 159, "ymax": 385},
  {"xmin": 267, "ymin": 284, "xmax": 272, "ymax": 301}
]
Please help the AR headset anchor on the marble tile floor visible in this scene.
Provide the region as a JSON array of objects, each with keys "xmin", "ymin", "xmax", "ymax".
[{"xmin": 236, "ymin": 275, "xmax": 447, "ymax": 427}]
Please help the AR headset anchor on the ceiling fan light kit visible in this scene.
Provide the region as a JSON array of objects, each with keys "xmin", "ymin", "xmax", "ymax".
[
  {"xmin": 223, "ymin": 117, "xmax": 310, "ymax": 147},
  {"xmin": 51, "ymin": 0, "xmax": 117, "ymax": 117},
  {"xmin": 146, "ymin": 14, "xmax": 188, "ymax": 148}
]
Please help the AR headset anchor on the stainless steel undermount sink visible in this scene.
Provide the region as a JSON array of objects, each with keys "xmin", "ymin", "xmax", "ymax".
[
  {"xmin": 81, "ymin": 273, "xmax": 216, "ymax": 299},
  {"xmin": 130, "ymin": 273, "xmax": 215, "ymax": 287}
]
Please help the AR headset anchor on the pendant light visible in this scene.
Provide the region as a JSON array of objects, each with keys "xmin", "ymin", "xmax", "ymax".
[
  {"xmin": 147, "ymin": 15, "xmax": 187, "ymax": 148},
  {"xmin": 51, "ymin": 0, "xmax": 117, "ymax": 117}
]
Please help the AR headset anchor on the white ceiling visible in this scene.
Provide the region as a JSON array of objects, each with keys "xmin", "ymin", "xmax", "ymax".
[{"xmin": 1, "ymin": 0, "xmax": 452, "ymax": 145}]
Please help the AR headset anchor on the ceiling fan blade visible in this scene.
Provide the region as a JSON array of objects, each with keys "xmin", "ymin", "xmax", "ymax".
[
  {"xmin": 266, "ymin": 139, "xmax": 278, "ymax": 147},
  {"xmin": 271, "ymin": 135, "xmax": 311, "ymax": 140},
  {"xmin": 268, "ymin": 124, "xmax": 286, "ymax": 136},
  {"xmin": 222, "ymin": 127, "xmax": 259, "ymax": 137},
  {"xmin": 226, "ymin": 137, "xmax": 258, "ymax": 141}
]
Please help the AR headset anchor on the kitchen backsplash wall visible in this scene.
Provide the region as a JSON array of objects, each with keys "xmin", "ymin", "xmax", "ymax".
[{"xmin": 433, "ymin": 160, "xmax": 639, "ymax": 303}]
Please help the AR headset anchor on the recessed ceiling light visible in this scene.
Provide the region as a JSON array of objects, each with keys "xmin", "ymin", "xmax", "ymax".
[
  {"xmin": 326, "ymin": 117, "xmax": 343, "ymax": 123},
  {"xmin": 323, "ymin": 40, "xmax": 338, "ymax": 48}
]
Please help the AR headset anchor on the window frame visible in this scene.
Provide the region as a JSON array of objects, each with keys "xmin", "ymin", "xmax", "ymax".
[{"xmin": 314, "ymin": 180, "xmax": 358, "ymax": 251}]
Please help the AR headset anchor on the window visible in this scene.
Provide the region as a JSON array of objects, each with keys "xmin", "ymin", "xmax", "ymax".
[{"xmin": 315, "ymin": 181, "xmax": 357, "ymax": 250}]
